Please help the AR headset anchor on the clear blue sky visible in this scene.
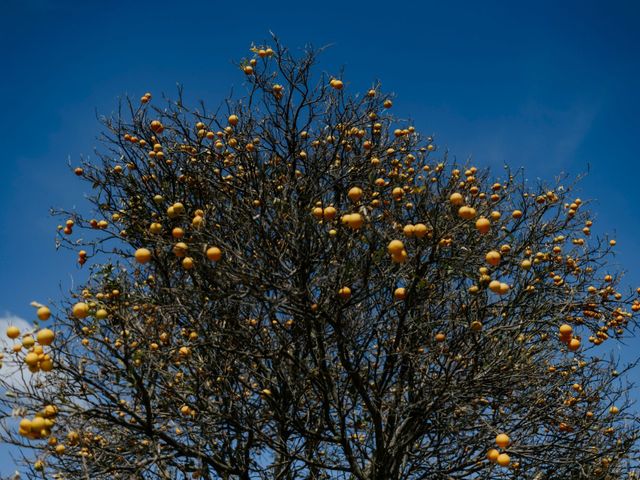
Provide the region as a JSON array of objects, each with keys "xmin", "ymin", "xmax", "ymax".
[{"xmin": 1, "ymin": 0, "xmax": 639, "ymax": 473}]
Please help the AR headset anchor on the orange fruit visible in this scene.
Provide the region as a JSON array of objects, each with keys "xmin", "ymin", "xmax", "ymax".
[
  {"xmin": 72, "ymin": 302, "xmax": 89, "ymax": 319},
  {"xmin": 323, "ymin": 206, "xmax": 337, "ymax": 221},
  {"xmin": 559, "ymin": 324, "xmax": 573, "ymax": 336},
  {"xmin": 338, "ymin": 287, "xmax": 351, "ymax": 299},
  {"xmin": 388, "ymin": 240, "xmax": 405, "ymax": 256},
  {"xmin": 207, "ymin": 247, "xmax": 222, "ymax": 261},
  {"xmin": 449, "ymin": 193, "xmax": 464, "ymax": 206},
  {"xmin": 346, "ymin": 213, "xmax": 364, "ymax": 229},
  {"xmin": 568, "ymin": 338, "xmax": 581, "ymax": 351},
  {"xmin": 497, "ymin": 453, "xmax": 510, "ymax": 467},
  {"xmin": 495, "ymin": 433, "xmax": 511, "ymax": 448},
  {"xmin": 413, "ymin": 223, "xmax": 428, "ymax": 238},
  {"xmin": 173, "ymin": 242, "xmax": 188, "ymax": 258},
  {"xmin": 487, "ymin": 448, "xmax": 500, "ymax": 463},
  {"xmin": 37, "ymin": 306, "xmax": 51, "ymax": 321},
  {"xmin": 6, "ymin": 326, "xmax": 20, "ymax": 339},
  {"xmin": 348, "ymin": 187, "xmax": 363, "ymax": 202},
  {"xmin": 458, "ymin": 206, "xmax": 476, "ymax": 220},
  {"xmin": 150, "ymin": 120, "xmax": 164, "ymax": 133},
  {"xmin": 36, "ymin": 329, "xmax": 55, "ymax": 346},
  {"xmin": 135, "ymin": 248, "xmax": 152, "ymax": 264},
  {"xmin": 394, "ymin": 288, "xmax": 406, "ymax": 300},
  {"xmin": 475, "ymin": 217, "xmax": 490, "ymax": 234},
  {"xmin": 182, "ymin": 257, "xmax": 194, "ymax": 270},
  {"xmin": 228, "ymin": 115, "xmax": 239, "ymax": 126},
  {"xmin": 485, "ymin": 251, "xmax": 501, "ymax": 266}
]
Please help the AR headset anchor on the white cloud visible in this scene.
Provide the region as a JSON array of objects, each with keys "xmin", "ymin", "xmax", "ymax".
[{"xmin": 0, "ymin": 314, "xmax": 34, "ymax": 389}]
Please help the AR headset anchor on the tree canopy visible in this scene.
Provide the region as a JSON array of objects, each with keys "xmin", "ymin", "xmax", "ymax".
[{"xmin": 2, "ymin": 39, "xmax": 640, "ymax": 480}]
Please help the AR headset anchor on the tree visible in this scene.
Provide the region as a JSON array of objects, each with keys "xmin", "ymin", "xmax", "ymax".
[{"xmin": 1, "ymin": 38, "xmax": 640, "ymax": 480}]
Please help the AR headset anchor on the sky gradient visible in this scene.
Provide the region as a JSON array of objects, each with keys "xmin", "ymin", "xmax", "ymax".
[{"xmin": 1, "ymin": 0, "xmax": 639, "ymax": 474}]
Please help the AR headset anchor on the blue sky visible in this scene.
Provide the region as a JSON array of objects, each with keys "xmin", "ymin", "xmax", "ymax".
[{"xmin": 1, "ymin": 0, "xmax": 639, "ymax": 473}]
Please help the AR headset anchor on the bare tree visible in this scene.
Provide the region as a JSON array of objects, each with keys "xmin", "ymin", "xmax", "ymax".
[{"xmin": 2, "ymin": 38, "xmax": 640, "ymax": 480}]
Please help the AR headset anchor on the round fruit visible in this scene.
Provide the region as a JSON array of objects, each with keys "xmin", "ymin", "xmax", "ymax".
[
  {"xmin": 458, "ymin": 206, "xmax": 476, "ymax": 220},
  {"xmin": 485, "ymin": 251, "xmax": 501, "ymax": 266},
  {"xmin": 449, "ymin": 193, "xmax": 464, "ymax": 206},
  {"xmin": 388, "ymin": 240, "xmax": 405, "ymax": 256},
  {"xmin": 559, "ymin": 324, "xmax": 573, "ymax": 336},
  {"xmin": 394, "ymin": 288, "xmax": 406, "ymax": 300},
  {"xmin": 475, "ymin": 217, "xmax": 490, "ymax": 234},
  {"xmin": 495, "ymin": 433, "xmax": 511, "ymax": 448},
  {"xmin": 338, "ymin": 287, "xmax": 351, "ymax": 299},
  {"xmin": 207, "ymin": 247, "xmax": 222, "ymax": 261},
  {"xmin": 135, "ymin": 248, "xmax": 152, "ymax": 264},
  {"xmin": 37, "ymin": 306, "xmax": 51, "ymax": 321},
  {"xmin": 497, "ymin": 453, "xmax": 510, "ymax": 467},
  {"xmin": 36, "ymin": 329, "xmax": 55, "ymax": 346},
  {"xmin": 72, "ymin": 302, "xmax": 89, "ymax": 319},
  {"xmin": 348, "ymin": 187, "xmax": 363, "ymax": 202},
  {"xmin": 6, "ymin": 326, "xmax": 20, "ymax": 339},
  {"xmin": 487, "ymin": 448, "xmax": 499, "ymax": 463}
]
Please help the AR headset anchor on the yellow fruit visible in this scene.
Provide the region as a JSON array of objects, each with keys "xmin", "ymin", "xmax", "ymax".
[
  {"xmin": 475, "ymin": 217, "xmax": 490, "ymax": 234},
  {"xmin": 403, "ymin": 224, "xmax": 415, "ymax": 237},
  {"xmin": 134, "ymin": 248, "xmax": 152, "ymax": 264},
  {"xmin": 449, "ymin": 193, "xmax": 464, "ymax": 206},
  {"xmin": 30, "ymin": 416, "xmax": 46, "ymax": 433},
  {"xmin": 394, "ymin": 288, "xmax": 406, "ymax": 300},
  {"xmin": 6, "ymin": 326, "xmax": 20, "ymax": 339},
  {"xmin": 487, "ymin": 448, "xmax": 500, "ymax": 463},
  {"xmin": 343, "ymin": 213, "xmax": 363, "ymax": 229},
  {"xmin": 497, "ymin": 453, "xmax": 510, "ymax": 467},
  {"xmin": 495, "ymin": 433, "xmax": 511, "ymax": 448},
  {"xmin": 25, "ymin": 352, "xmax": 39, "ymax": 366},
  {"xmin": 312, "ymin": 207, "xmax": 324, "ymax": 219},
  {"xmin": 323, "ymin": 206, "xmax": 337, "ymax": 221},
  {"xmin": 72, "ymin": 302, "xmax": 89, "ymax": 319},
  {"xmin": 559, "ymin": 324, "xmax": 573, "ymax": 336},
  {"xmin": 182, "ymin": 257, "xmax": 194, "ymax": 269},
  {"xmin": 36, "ymin": 329, "xmax": 55, "ymax": 346},
  {"xmin": 388, "ymin": 240, "xmax": 405, "ymax": 255},
  {"xmin": 22, "ymin": 335, "xmax": 35, "ymax": 348},
  {"xmin": 485, "ymin": 251, "xmax": 501, "ymax": 266},
  {"xmin": 348, "ymin": 187, "xmax": 363, "ymax": 202},
  {"xmin": 207, "ymin": 247, "xmax": 222, "ymax": 261},
  {"xmin": 95, "ymin": 309, "xmax": 108, "ymax": 320},
  {"xmin": 489, "ymin": 280, "xmax": 502, "ymax": 293},
  {"xmin": 458, "ymin": 206, "xmax": 476, "ymax": 220},
  {"xmin": 173, "ymin": 242, "xmax": 188, "ymax": 258},
  {"xmin": 228, "ymin": 114, "xmax": 239, "ymax": 126},
  {"xmin": 413, "ymin": 223, "xmax": 428, "ymax": 238},
  {"xmin": 338, "ymin": 287, "xmax": 351, "ymax": 299},
  {"xmin": 512, "ymin": 210, "xmax": 523, "ymax": 219},
  {"xmin": 568, "ymin": 338, "xmax": 581, "ymax": 351},
  {"xmin": 37, "ymin": 306, "xmax": 51, "ymax": 321}
]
